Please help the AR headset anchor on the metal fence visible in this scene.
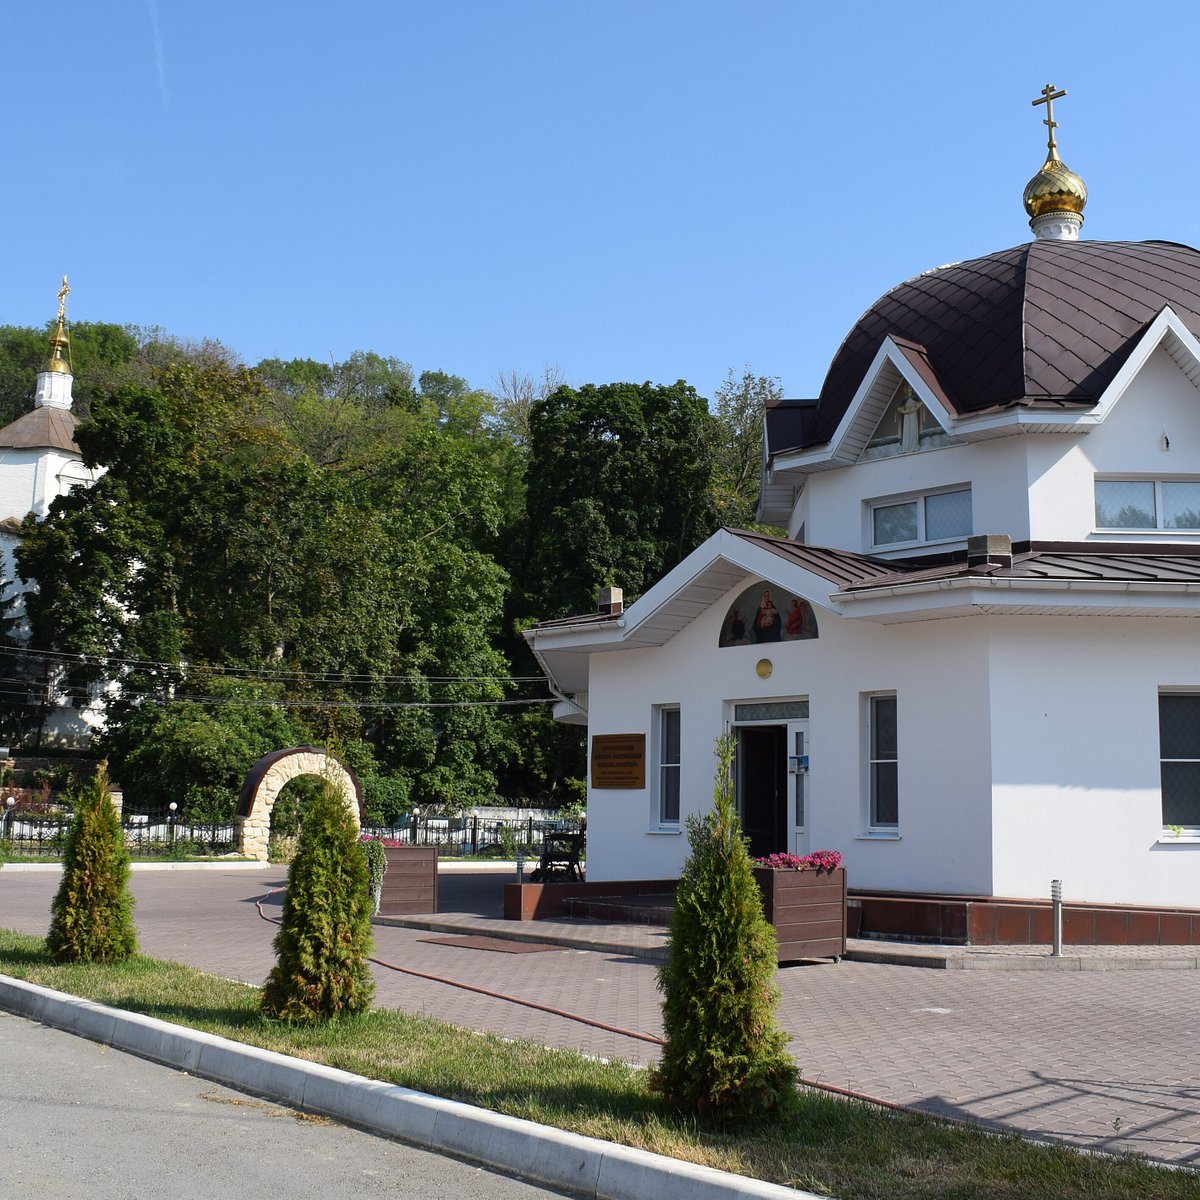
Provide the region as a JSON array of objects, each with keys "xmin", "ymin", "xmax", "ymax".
[
  {"xmin": 0, "ymin": 811, "xmax": 237, "ymax": 859},
  {"xmin": 360, "ymin": 814, "xmax": 585, "ymax": 856},
  {"xmin": 0, "ymin": 809, "xmax": 582, "ymax": 859}
]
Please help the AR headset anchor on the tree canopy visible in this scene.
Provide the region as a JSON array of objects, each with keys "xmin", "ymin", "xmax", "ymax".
[
  {"xmin": 518, "ymin": 379, "xmax": 719, "ymax": 621},
  {"xmin": 0, "ymin": 314, "xmax": 775, "ymax": 813}
]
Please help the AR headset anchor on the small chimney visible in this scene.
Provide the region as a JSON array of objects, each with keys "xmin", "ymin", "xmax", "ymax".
[
  {"xmin": 597, "ymin": 585, "xmax": 623, "ymax": 615},
  {"xmin": 966, "ymin": 534, "xmax": 1013, "ymax": 570}
]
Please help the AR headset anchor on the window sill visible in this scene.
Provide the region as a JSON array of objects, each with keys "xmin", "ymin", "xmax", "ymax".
[
  {"xmin": 856, "ymin": 830, "xmax": 901, "ymax": 841},
  {"xmin": 1156, "ymin": 833, "xmax": 1200, "ymax": 844},
  {"xmin": 647, "ymin": 826, "xmax": 683, "ymax": 835}
]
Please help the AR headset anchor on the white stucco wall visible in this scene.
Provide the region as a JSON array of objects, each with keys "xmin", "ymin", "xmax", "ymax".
[
  {"xmin": 1028, "ymin": 349, "xmax": 1200, "ymax": 543},
  {"xmin": 0, "ymin": 446, "xmax": 96, "ymax": 526},
  {"xmin": 584, "ymin": 574, "xmax": 995, "ymax": 895},
  {"xmin": 799, "ymin": 438, "xmax": 1033, "ymax": 554},
  {"xmin": 987, "ymin": 615, "xmax": 1200, "ymax": 906},
  {"xmin": 585, "ymin": 591, "xmax": 1200, "ymax": 906}
]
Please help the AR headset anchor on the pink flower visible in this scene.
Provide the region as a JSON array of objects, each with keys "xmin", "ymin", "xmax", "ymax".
[{"xmin": 752, "ymin": 849, "xmax": 843, "ymax": 874}]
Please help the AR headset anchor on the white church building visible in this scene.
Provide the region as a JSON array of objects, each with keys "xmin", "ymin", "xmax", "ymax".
[
  {"xmin": 528, "ymin": 90, "xmax": 1200, "ymax": 919},
  {"xmin": 0, "ymin": 280, "xmax": 102, "ymax": 746}
]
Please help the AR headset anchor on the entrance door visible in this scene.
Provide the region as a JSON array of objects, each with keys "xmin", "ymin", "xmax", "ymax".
[
  {"xmin": 737, "ymin": 725, "xmax": 787, "ymax": 859},
  {"xmin": 735, "ymin": 717, "xmax": 810, "ymax": 859}
]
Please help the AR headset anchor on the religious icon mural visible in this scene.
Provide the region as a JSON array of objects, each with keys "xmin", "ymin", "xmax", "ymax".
[{"xmin": 719, "ymin": 582, "xmax": 818, "ymax": 647}]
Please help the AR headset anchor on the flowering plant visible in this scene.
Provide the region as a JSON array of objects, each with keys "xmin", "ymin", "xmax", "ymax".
[
  {"xmin": 358, "ymin": 835, "xmax": 392, "ymax": 912},
  {"xmin": 752, "ymin": 849, "xmax": 843, "ymax": 874}
]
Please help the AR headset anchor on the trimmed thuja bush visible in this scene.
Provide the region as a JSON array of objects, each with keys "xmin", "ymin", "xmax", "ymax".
[
  {"xmin": 651, "ymin": 736, "xmax": 798, "ymax": 1118},
  {"xmin": 261, "ymin": 778, "xmax": 375, "ymax": 1022},
  {"xmin": 47, "ymin": 763, "xmax": 137, "ymax": 963}
]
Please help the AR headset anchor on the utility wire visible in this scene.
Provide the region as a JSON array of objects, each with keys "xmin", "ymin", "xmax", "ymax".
[{"xmin": 0, "ymin": 644, "xmax": 546, "ymax": 688}]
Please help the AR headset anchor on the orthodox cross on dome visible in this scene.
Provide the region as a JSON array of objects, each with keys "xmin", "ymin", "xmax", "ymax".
[
  {"xmin": 1032, "ymin": 83, "xmax": 1067, "ymax": 156},
  {"xmin": 40, "ymin": 273, "xmax": 74, "ymax": 385}
]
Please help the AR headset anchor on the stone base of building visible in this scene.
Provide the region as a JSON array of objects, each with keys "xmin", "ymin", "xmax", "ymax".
[
  {"xmin": 850, "ymin": 890, "xmax": 1200, "ymax": 946},
  {"xmin": 505, "ymin": 879, "xmax": 1200, "ymax": 946}
]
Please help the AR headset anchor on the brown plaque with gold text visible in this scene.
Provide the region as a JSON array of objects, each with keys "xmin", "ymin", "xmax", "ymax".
[{"xmin": 590, "ymin": 734, "xmax": 646, "ymax": 789}]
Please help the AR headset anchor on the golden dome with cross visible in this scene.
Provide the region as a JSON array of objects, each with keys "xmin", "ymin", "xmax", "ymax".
[{"xmin": 1022, "ymin": 83, "xmax": 1087, "ymax": 222}]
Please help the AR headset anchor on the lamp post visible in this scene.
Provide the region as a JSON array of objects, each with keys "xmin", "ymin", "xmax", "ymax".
[
  {"xmin": 3, "ymin": 795, "xmax": 14, "ymax": 843},
  {"xmin": 411, "ymin": 806, "xmax": 421, "ymax": 846},
  {"xmin": 168, "ymin": 801, "xmax": 177, "ymax": 848}
]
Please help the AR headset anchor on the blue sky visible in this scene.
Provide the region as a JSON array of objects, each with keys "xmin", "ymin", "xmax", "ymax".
[{"xmin": 8, "ymin": 3, "xmax": 1200, "ymax": 403}]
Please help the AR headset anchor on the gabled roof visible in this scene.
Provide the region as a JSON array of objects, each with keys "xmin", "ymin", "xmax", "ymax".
[
  {"xmin": 802, "ymin": 240, "xmax": 1200, "ymax": 451},
  {"xmin": 529, "ymin": 530, "xmax": 1200, "ymax": 702},
  {"xmin": 0, "ymin": 406, "xmax": 80, "ymax": 453},
  {"xmin": 525, "ymin": 527, "xmax": 895, "ymax": 701}
]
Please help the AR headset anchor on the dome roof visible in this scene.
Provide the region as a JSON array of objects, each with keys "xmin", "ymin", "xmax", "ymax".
[{"xmin": 804, "ymin": 240, "xmax": 1200, "ymax": 449}]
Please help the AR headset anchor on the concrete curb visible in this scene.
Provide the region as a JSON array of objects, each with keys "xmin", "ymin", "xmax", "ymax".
[{"xmin": 0, "ymin": 974, "xmax": 818, "ymax": 1200}]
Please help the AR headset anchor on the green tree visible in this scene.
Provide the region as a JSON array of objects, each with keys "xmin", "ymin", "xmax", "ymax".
[
  {"xmin": 0, "ymin": 319, "xmax": 241, "ymax": 428},
  {"xmin": 652, "ymin": 737, "xmax": 797, "ymax": 1118},
  {"xmin": 46, "ymin": 764, "xmax": 137, "ymax": 963},
  {"xmin": 103, "ymin": 680, "xmax": 308, "ymax": 819},
  {"xmin": 261, "ymin": 779, "xmax": 375, "ymax": 1022},
  {"xmin": 711, "ymin": 368, "xmax": 784, "ymax": 530},
  {"xmin": 254, "ymin": 351, "xmax": 417, "ymax": 467},
  {"xmin": 519, "ymin": 380, "xmax": 718, "ymax": 621},
  {"xmin": 20, "ymin": 356, "xmax": 521, "ymax": 818}
]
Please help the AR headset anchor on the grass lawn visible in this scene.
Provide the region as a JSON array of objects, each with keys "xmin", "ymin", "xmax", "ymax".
[{"xmin": 0, "ymin": 929, "xmax": 1194, "ymax": 1200}]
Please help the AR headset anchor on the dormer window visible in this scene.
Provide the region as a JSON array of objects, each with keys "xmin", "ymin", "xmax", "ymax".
[{"xmin": 868, "ymin": 486, "xmax": 972, "ymax": 550}]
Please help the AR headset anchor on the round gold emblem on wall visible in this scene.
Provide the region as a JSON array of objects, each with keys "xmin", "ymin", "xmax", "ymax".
[{"xmin": 755, "ymin": 659, "xmax": 773, "ymax": 679}]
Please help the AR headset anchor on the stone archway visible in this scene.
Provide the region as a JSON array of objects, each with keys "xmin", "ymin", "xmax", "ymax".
[{"xmin": 235, "ymin": 746, "xmax": 363, "ymax": 861}]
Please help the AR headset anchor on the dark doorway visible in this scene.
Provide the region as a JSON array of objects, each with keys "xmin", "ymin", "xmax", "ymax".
[{"xmin": 736, "ymin": 725, "xmax": 787, "ymax": 859}]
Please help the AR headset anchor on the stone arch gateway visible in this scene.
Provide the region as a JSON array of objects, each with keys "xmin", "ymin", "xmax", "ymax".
[{"xmin": 235, "ymin": 746, "xmax": 364, "ymax": 861}]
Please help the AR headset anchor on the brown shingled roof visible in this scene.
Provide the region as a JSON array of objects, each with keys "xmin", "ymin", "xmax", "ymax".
[
  {"xmin": 802, "ymin": 240, "xmax": 1200, "ymax": 449},
  {"xmin": 838, "ymin": 543, "xmax": 1200, "ymax": 593},
  {"xmin": 0, "ymin": 406, "xmax": 80, "ymax": 453},
  {"xmin": 727, "ymin": 528, "xmax": 898, "ymax": 586}
]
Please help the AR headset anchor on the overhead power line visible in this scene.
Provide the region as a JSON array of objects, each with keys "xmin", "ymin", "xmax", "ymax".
[{"xmin": 0, "ymin": 643, "xmax": 546, "ymax": 689}]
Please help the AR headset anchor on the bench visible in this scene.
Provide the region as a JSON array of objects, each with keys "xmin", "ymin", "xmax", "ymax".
[{"xmin": 529, "ymin": 831, "xmax": 585, "ymax": 881}]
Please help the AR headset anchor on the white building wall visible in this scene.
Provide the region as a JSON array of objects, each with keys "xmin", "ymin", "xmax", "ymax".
[
  {"xmin": 1028, "ymin": 349, "xmax": 1200, "ymax": 543},
  {"xmin": 585, "ymin": 578, "xmax": 995, "ymax": 894},
  {"xmin": 799, "ymin": 438, "xmax": 1033, "ymax": 554},
  {"xmin": 988, "ymin": 615, "xmax": 1200, "ymax": 906},
  {"xmin": 0, "ymin": 446, "xmax": 93, "ymax": 526}
]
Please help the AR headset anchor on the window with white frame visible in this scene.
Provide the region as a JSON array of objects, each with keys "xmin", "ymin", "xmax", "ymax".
[
  {"xmin": 1095, "ymin": 479, "xmax": 1200, "ymax": 530},
  {"xmin": 1159, "ymin": 693, "xmax": 1200, "ymax": 829},
  {"xmin": 866, "ymin": 694, "xmax": 899, "ymax": 829},
  {"xmin": 654, "ymin": 706, "xmax": 681, "ymax": 826},
  {"xmin": 869, "ymin": 487, "xmax": 971, "ymax": 549}
]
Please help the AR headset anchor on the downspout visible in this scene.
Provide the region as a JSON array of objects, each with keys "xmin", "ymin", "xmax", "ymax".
[{"xmin": 528, "ymin": 641, "xmax": 587, "ymax": 721}]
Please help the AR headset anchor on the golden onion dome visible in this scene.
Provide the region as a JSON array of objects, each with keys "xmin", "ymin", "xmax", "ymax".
[
  {"xmin": 1023, "ymin": 150, "xmax": 1088, "ymax": 219},
  {"xmin": 42, "ymin": 322, "xmax": 71, "ymax": 373}
]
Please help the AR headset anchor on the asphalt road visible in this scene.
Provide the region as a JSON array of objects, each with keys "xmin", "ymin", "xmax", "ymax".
[{"xmin": 0, "ymin": 1009, "xmax": 571, "ymax": 1200}]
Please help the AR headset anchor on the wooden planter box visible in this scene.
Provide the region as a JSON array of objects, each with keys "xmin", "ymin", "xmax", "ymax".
[
  {"xmin": 754, "ymin": 866, "xmax": 846, "ymax": 962},
  {"xmin": 377, "ymin": 845, "xmax": 438, "ymax": 916}
]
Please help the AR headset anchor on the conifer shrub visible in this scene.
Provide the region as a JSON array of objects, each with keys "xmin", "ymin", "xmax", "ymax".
[
  {"xmin": 261, "ymin": 778, "xmax": 375, "ymax": 1022},
  {"xmin": 651, "ymin": 736, "xmax": 798, "ymax": 1119},
  {"xmin": 46, "ymin": 763, "xmax": 137, "ymax": 963}
]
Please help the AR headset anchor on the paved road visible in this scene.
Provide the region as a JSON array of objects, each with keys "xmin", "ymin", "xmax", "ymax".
[
  {"xmin": 0, "ymin": 1008, "xmax": 570, "ymax": 1199},
  {"xmin": 3, "ymin": 867, "xmax": 1200, "ymax": 1167}
]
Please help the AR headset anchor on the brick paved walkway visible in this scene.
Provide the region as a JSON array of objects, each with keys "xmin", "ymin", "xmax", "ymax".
[{"xmin": 3, "ymin": 866, "xmax": 1199, "ymax": 1167}]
